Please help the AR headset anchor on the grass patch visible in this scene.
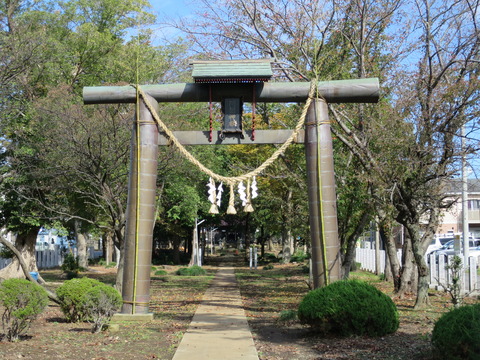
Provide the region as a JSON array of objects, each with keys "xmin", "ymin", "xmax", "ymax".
[{"xmin": 0, "ymin": 265, "xmax": 214, "ymax": 360}]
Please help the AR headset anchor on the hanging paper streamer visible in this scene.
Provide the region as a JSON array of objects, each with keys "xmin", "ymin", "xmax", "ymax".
[
  {"xmin": 226, "ymin": 183, "xmax": 237, "ymax": 214},
  {"xmin": 207, "ymin": 177, "xmax": 219, "ymax": 214},
  {"xmin": 216, "ymin": 182, "xmax": 223, "ymax": 208},
  {"xmin": 238, "ymin": 181, "xmax": 247, "ymax": 206},
  {"xmin": 251, "ymin": 176, "xmax": 258, "ymax": 199},
  {"xmin": 208, "ymin": 177, "xmax": 258, "ymax": 215}
]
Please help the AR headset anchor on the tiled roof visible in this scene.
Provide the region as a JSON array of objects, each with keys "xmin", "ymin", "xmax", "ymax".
[
  {"xmin": 191, "ymin": 59, "xmax": 273, "ymax": 83},
  {"xmin": 447, "ymin": 178, "xmax": 480, "ymax": 194}
]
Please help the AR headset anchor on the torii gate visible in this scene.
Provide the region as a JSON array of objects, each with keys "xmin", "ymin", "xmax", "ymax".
[{"xmin": 83, "ymin": 59, "xmax": 379, "ymax": 317}]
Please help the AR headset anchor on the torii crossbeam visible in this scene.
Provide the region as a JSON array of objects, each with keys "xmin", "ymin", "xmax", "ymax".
[{"xmin": 83, "ymin": 65, "xmax": 379, "ymax": 317}]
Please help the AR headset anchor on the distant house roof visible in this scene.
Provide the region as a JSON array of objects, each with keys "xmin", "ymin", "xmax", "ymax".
[
  {"xmin": 447, "ymin": 178, "xmax": 480, "ymax": 194},
  {"xmin": 191, "ymin": 59, "xmax": 274, "ymax": 83}
]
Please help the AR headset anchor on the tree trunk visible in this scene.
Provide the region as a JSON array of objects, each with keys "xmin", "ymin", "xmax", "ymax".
[
  {"xmin": 381, "ymin": 225, "xmax": 402, "ymax": 291},
  {"xmin": 267, "ymin": 238, "xmax": 273, "ymax": 251},
  {"xmin": 282, "ymin": 228, "xmax": 293, "ymax": 263},
  {"xmin": 74, "ymin": 219, "xmax": 88, "ymax": 269},
  {"xmin": 0, "ymin": 227, "xmax": 40, "ymax": 280},
  {"xmin": 189, "ymin": 227, "xmax": 196, "ymax": 267},
  {"xmin": 244, "ymin": 213, "xmax": 251, "ymax": 261},
  {"xmin": 396, "ymin": 237, "xmax": 417, "ymax": 298},
  {"xmin": 384, "ymin": 252, "xmax": 392, "ymax": 281},
  {"xmin": 113, "ymin": 229, "xmax": 124, "ymax": 293},
  {"xmin": 104, "ymin": 231, "xmax": 113, "ymax": 265},
  {"xmin": 414, "ymin": 256, "xmax": 430, "ymax": 309},
  {"xmin": 281, "ymin": 189, "xmax": 294, "ymax": 263},
  {"xmin": 375, "ymin": 225, "xmax": 381, "ymax": 275},
  {"xmin": 0, "ymin": 232, "xmax": 60, "ymax": 303},
  {"xmin": 341, "ymin": 210, "xmax": 370, "ymax": 278},
  {"xmin": 173, "ymin": 236, "xmax": 181, "ymax": 265},
  {"xmin": 410, "ymin": 228, "xmax": 433, "ymax": 309}
]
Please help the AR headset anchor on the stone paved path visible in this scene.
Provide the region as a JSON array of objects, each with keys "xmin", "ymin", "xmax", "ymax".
[{"xmin": 172, "ymin": 267, "xmax": 259, "ymax": 360}]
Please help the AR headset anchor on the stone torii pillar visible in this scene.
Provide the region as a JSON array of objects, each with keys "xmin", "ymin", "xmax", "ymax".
[
  {"xmin": 84, "ymin": 76, "xmax": 379, "ymax": 315},
  {"xmin": 121, "ymin": 93, "xmax": 159, "ymax": 316},
  {"xmin": 305, "ymin": 99, "xmax": 341, "ymax": 287}
]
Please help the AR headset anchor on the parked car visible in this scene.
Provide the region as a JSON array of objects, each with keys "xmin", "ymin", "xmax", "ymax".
[
  {"xmin": 434, "ymin": 239, "xmax": 480, "ymax": 253},
  {"xmin": 427, "ymin": 240, "xmax": 480, "ymax": 264},
  {"xmin": 426, "ymin": 237, "xmax": 446, "ymax": 255}
]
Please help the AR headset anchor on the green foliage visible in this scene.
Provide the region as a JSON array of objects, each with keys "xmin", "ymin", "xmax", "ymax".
[
  {"xmin": 80, "ymin": 284, "xmax": 122, "ymax": 333},
  {"xmin": 290, "ymin": 250, "xmax": 309, "ymax": 263},
  {"xmin": 98, "ymin": 259, "xmax": 117, "ymax": 268},
  {"xmin": 297, "ymin": 279, "xmax": 399, "ymax": 337},
  {"xmin": 301, "ymin": 264, "xmax": 310, "ymax": 274},
  {"xmin": 261, "ymin": 253, "xmax": 279, "ymax": 264},
  {"xmin": 61, "ymin": 253, "xmax": 82, "ymax": 279},
  {"xmin": 431, "ymin": 303, "xmax": 480, "ymax": 360},
  {"xmin": 176, "ymin": 265, "xmax": 207, "ymax": 276},
  {"xmin": 0, "ymin": 279, "xmax": 49, "ymax": 342},
  {"xmin": 56, "ymin": 277, "xmax": 103, "ymax": 322},
  {"xmin": 263, "ymin": 264, "xmax": 274, "ymax": 270},
  {"xmin": 154, "ymin": 269, "xmax": 168, "ymax": 276},
  {"xmin": 278, "ymin": 309, "xmax": 297, "ymax": 323},
  {"xmin": 0, "ymin": 245, "xmax": 14, "ymax": 259},
  {"xmin": 443, "ymin": 255, "xmax": 464, "ymax": 308}
]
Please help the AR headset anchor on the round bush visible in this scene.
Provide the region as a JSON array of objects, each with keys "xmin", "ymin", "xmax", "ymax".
[
  {"xmin": 291, "ymin": 250, "xmax": 309, "ymax": 263},
  {"xmin": 176, "ymin": 265, "xmax": 206, "ymax": 276},
  {"xmin": 0, "ymin": 279, "xmax": 49, "ymax": 341},
  {"xmin": 297, "ymin": 279, "xmax": 399, "ymax": 337},
  {"xmin": 56, "ymin": 277, "xmax": 103, "ymax": 322},
  {"xmin": 432, "ymin": 304, "xmax": 480, "ymax": 360},
  {"xmin": 81, "ymin": 284, "xmax": 122, "ymax": 333}
]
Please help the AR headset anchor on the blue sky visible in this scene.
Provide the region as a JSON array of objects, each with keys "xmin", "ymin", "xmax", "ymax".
[
  {"xmin": 149, "ymin": 0, "xmax": 195, "ymax": 39},
  {"xmin": 153, "ymin": 0, "xmax": 192, "ymax": 18}
]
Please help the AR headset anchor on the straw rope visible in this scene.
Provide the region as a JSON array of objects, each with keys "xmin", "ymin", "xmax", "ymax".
[{"xmin": 133, "ymin": 81, "xmax": 316, "ymax": 186}]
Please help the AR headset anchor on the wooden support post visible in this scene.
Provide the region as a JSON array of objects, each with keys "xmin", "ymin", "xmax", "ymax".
[
  {"xmin": 305, "ymin": 99, "xmax": 341, "ymax": 289},
  {"xmin": 121, "ymin": 94, "xmax": 159, "ymax": 315}
]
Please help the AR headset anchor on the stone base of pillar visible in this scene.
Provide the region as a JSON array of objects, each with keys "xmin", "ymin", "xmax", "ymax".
[{"xmin": 111, "ymin": 312, "xmax": 154, "ymax": 322}]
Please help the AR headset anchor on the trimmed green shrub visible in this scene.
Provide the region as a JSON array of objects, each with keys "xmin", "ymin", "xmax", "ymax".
[
  {"xmin": 432, "ymin": 303, "xmax": 480, "ymax": 360},
  {"xmin": 278, "ymin": 309, "xmax": 297, "ymax": 323},
  {"xmin": 61, "ymin": 253, "xmax": 82, "ymax": 279},
  {"xmin": 176, "ymin": 265, "xmax": 206, "ymax": 276},
  {"xmin": 261, "ymin": 253, "xmax": 279, "ymax": 264},
  {"xmin": 298, "ymin": 279, "xmax": 399, "ymax": 337},
  {"xmin": 56, "ymin": 277, "xmax": 103, "ymax": 322},
  {"xmin": 81, "ymin": 284, "xmax": 122, "ymax": 333},
  {"xmin": 154, "ymin": 269, "xmax": 168, "ymax": 276},
  {"xmin": 291, "ymin": 250, "xmax": 309, "ymax": 263},
  {"xmin": 0, "ymin": 279, "xmax": 49, "ymax": 342},
  {"xmin": 98, "ymin": 259, "xmax": 117, "ymax": 269},
  {"xmin": 301, "ymin": 265, "xmax": 310, "ymax": 274}
]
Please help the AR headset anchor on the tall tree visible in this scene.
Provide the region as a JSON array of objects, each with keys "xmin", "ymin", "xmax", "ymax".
[
  {"xmin": 0, "ymin": 0, "xmax": 189, "ymax": 283},
  {"xmin": 172, "ymin": 0, "xmax": 400, "ymax": 272}
]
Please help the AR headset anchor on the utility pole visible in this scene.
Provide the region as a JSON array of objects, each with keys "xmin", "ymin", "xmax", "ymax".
[{"xmin": 461, "ymin": 125, "xmax": 469, "ymax": 264}]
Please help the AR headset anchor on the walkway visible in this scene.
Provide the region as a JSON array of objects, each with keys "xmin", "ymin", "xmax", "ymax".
[{"xmin": 172, "ymin": 267, "xmax": 259, "ymax": 360}]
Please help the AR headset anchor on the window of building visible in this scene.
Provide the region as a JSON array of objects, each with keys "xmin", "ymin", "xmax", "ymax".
[{"xmin": 468, "ymin": 200, "xmax": 480, "ymax": 210}]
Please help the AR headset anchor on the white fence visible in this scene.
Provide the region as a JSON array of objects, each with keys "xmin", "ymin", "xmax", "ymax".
[
  {"xmin": 0, "ymin": 246, "xmax": 100, "ymax": 270},
  {"xmin": 356, "ymin": 248, "xmax": 479, "ymax": 293}
]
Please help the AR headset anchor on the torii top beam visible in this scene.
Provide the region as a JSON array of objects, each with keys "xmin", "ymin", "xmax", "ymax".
[{"xmin": 83, "ymin": 78, "xmax": 379, "ymax": 105}]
